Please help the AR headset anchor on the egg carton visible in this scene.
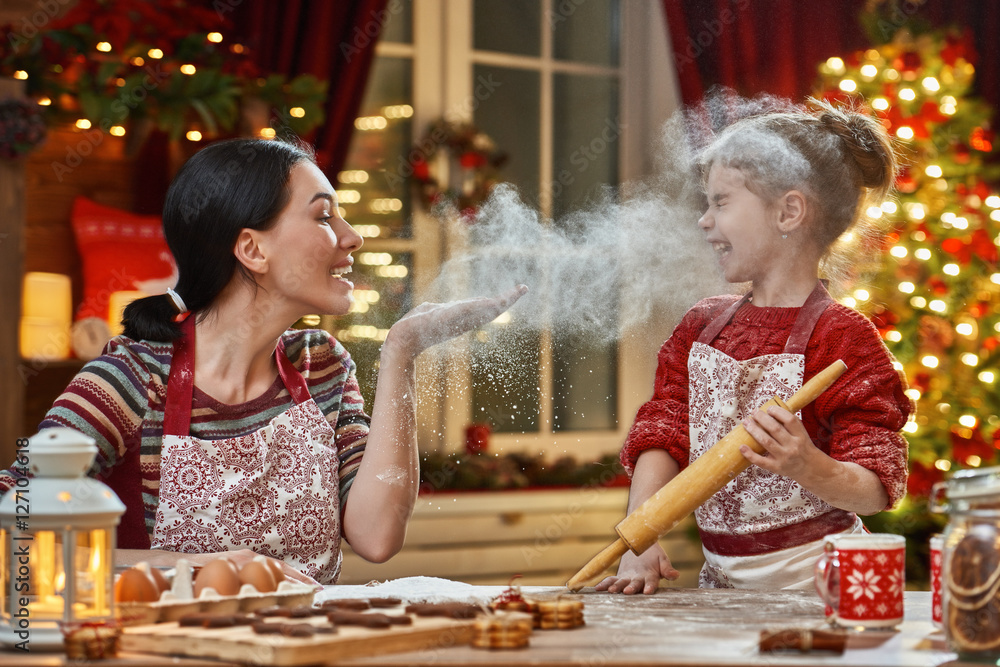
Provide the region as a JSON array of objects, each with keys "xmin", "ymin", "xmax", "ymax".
[{"xmin": 116, "ymin": 559, "xmax": 315, "ymax": 626}]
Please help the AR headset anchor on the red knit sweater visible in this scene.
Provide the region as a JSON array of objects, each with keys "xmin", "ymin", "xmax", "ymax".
[{"xmin": 621, "ymin": 295, "xmax": 911, "ymax": 508}]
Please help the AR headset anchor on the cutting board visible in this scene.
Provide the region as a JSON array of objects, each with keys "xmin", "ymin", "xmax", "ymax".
[{"xmin": 120, "ymin": 612, "xmax": 477, "ymax": 666}]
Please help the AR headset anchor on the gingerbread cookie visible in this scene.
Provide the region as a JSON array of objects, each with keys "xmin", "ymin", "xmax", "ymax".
[
  {"xmin": 536, "ymin": 598, "xmax": 585, "ymax": 630},
  {"xmin": 471, "ymin": 611, "xmax": 533, "ymax": 650},
  {"xmin": 405, "ymin": 602, "xmax": 480, "ymax": 619}
]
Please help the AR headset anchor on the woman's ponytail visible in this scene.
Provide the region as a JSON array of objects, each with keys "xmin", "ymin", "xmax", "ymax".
[{"xmin": 121, "ymin": 293, "xmax": 183, "ymax": 342}]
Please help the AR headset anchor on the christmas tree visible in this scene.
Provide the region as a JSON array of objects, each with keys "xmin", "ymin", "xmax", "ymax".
[{"xmin": 815, "ymin": 21, "xmax": 1000, "ymax": 580}]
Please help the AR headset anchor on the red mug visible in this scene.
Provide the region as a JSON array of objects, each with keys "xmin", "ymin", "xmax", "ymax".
[{"xmin": 815, "ymin": 533, "xmax": 906, "ymax": 629}]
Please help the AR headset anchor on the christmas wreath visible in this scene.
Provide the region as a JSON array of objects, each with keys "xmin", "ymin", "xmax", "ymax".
[
  {"xmin": 0, "ymin": 99, "xmax": 47, "ymax": 159},
  {"xmin": 409, "ymin": 119, "xmax": 507, "ymax": 217}
]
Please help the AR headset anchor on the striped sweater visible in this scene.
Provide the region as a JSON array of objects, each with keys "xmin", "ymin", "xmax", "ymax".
[{"xmin": 0, "ymin": 329, "xmax": 367, "ymax": 549}]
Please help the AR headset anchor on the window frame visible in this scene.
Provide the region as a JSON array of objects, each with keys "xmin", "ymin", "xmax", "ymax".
[{"xmin": 365, "ymin": 0, "xmax": 681, "ymax": 459}]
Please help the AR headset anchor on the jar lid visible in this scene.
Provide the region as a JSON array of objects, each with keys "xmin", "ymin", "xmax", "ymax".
[{"xmin": 942, "ymin": 465, "xmax": 1000, "ymax": 501}]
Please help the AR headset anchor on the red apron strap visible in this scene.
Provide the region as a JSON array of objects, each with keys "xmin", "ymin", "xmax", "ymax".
[
  {"xmin": 164, "ymin": 317, "xmax": 313, "ymax": 437},
  {"xmin": 164, "ymin": 315, "xmax": 196, "ymax": 437},
  {"xmin": 696, "ymin": 293, "xmax": 753, "ymax": 345},
  {"xmin": 276, "ymin": 338, "xmax": 313, "ymax": 405},
  {"xmin": 783, "ymin": 281, "xmax": 834, "ymax": 355}
]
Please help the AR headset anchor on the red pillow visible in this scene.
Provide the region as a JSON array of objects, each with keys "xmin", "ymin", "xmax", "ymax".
[{"xmin": 70, "ymin": 197, "xmax": 178, "ymax": 321}]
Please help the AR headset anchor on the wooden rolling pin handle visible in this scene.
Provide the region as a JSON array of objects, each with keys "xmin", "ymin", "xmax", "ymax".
[{"xmin": 566, "ymin": 538, "xmax": 628, "ymax": 592}]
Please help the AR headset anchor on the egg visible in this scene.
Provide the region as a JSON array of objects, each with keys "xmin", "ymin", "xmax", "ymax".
[
  {"xmin": 193, "ymin": 557, "xmax": 241, "ymax": 597},
  {"xmin": 264, "ymin": 557, "xmax": 285, "ymax": 584},
  {"xmin": 147, "ymin": 566, "xmax": 171, "ymax": 594},
  {"xmin": 239, "ymin": 561, "xmax": 277, "ymax": 593},
  {"xmin": 114, "ymin": 567, "xmax": 160, "ymax": 603}
]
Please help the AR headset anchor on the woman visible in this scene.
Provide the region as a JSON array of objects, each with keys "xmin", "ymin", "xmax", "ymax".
[{"xmin": 1, "ymin": 138, "xmax": 525, "ymax": 585}]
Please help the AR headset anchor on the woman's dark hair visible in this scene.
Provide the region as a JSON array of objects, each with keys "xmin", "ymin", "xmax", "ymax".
[{"xmin": 122, "ymin": 138, "xmax": 315, "ymax": 341}]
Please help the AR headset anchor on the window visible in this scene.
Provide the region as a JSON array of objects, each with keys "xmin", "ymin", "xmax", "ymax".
[{"xmin": 333, "ymin": 1, "xmax": 678, "ymax": 459}]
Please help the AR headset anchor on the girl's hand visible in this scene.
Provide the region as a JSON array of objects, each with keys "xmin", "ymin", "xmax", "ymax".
[
  {"xmin": 740, "ymin": 405, "xmax": 819, "ymax": 481},
  {"xmin": 594, "ymin": 543, "xmax": 679, "ymax": 595},
  {"xmin": 382, "ymin": 284, "xmax": 528, "ymax": 358}
]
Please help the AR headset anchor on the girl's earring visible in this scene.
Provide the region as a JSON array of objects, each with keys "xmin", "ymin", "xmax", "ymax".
[{"xmin": 781, "ymin": 233, "xmax": 788, "ymax": 239}]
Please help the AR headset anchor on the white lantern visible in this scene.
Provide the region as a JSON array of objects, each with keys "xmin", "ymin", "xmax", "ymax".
[{"xmin": 0, "ymin": 429, "xmax": 125, "ymax": 650}]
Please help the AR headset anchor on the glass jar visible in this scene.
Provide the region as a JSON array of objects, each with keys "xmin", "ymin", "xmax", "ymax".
[{"xmin": 931, "ymin": 466, "xmax": 1000, "ymax": 659}]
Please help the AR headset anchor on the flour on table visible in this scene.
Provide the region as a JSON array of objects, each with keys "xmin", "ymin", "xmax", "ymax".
[{"xmin": 317, "ymin": 576, "xmax": 509, "ymax": 605}]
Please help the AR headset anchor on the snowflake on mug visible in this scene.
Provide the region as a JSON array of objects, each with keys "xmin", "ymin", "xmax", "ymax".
[
  {"xmin": 846, "ymin": 568, "xmax": 882, "ymax": 600},
  {"xmin": 887, "ymin": 570, "xmax": 904, "ymax": 598},
  {"xmin": 875, "ymin": 552, "xmax": 889, "ymax": 566},
  {"xmin": 851, "ymin": 552, "xmax": 867, "ymax": 566}
]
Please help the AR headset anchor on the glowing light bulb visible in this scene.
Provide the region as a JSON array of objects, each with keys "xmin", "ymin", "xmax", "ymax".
[
  {"xmin": 959, "ymin": 415, "xmax": 978, "ymax": 428},
  {"xmin": 914, "ymin": 248, "xmax": 931, "ymax": 260},
  {"xmin": 109, "ymin": 125, "xmax": 125, "ymax": 136},
  {"xmin": 905, "ymin": 388, "xmax": 921, "ymax": 401},
  {"xmin": 992, "ymin": 273, "xmax": 1000, "ymax": 285},
  {"xmin": 290, "ymin": 107, "xmax": 305, "ymax": 118},
  {"xmin": 96, "ymin": 41, "xmax": 112, "ymax": 52},
  {"xmin": 903, "ymin": 421, "xmax": 918, "ymax": 434},
  {"xmin": 907, "ymin": 203, "xmax": 926, "ymax": 220},
  {"xmin": 207, "ymin": 32, "xmax": 223, "ymax": 43},
  {"xmin": 943, "ymin": 263, "xmax": 960, "ymax": 276},
  {"xmin": 872, "ymin": 97, "xmax": 890, "ymax": 111},
  {"xmin": 898, "ymin": 281, "xmax": 915, "ymax": 293},
  {"xmin": 935, "ymin": 459, "xmax": 952, "ymax": 471},
  {"xmin": 259, "ymin": 127, "xmax": 276, "ymax": 139},
  {"xmin": 992, "ymin": 211, "xmax": 1000, "ymax": 222},
  {"xmin": 885, "ymin": 68, "xmax": 900, "ymax": 81},
  {"xmin": 147, "ymin": 48, "xmax": 164, "ymax": 59},
  {"xmin": 929, "ymin": 300, "xmax": 946, "ymax": 313},
  {"xmin": 854, "ymin": 289, "xmax": 870, "ymax": 302},
  {"xmin": 13, "ymin": 70, "xmax": 27, "ymax": 80},
  {"xmin": 985, "ymin": 195, "xmax": 1000, "ymax": 208},
  {"xmin": 841, "ymin": 296, "xmax": 857, "ymax": 308},
  {"xmin": 826, "ymin": 57, "xmax": 846, "ymax": 74},
  {"xmin": 956, "ymin": 322, "xmax": 974, "ymax": 336},
  {"xmin": 881, "ymin": 201, "xmax": 898, "ymax": 214},
  {"xmin": 860, "ymin": 64, "xmax": 878, "ymax": 79},
  {"xmin": 886, "ymin": 330, "xmax": 902, "ymax": 343},
  {"xmin": 925, "ymin": 165, "xmax": 943, "ymax": 178},
  {"xmin": 953, "ymin": 217, "xmax": 969, "ymax": 230},
  {"xmin": 75, "ymin": 119, "xmax": 91, "ymax": 129},
  {"xmin": 37, "ymin": 97, "xmax": 51, "ymax": 106},
  {"xmin": 922, "ymin": 77, "xmax": 940, "ymax": 92},
  {"xmin": 866, "ymin": 206, "xmax": 883, "ymax": 218},
  {"xmin": 130, "ymin": 56, "xmax": 144, "ymax": 66},
  {"xmin": 899, "ymin": 88, "xmax": 916, "ymax": 101},
  {"xmin": 967, "ymin": 455, "xmax": 983, "ymax": 467},
  {"xmin": 896, "ymin": 126, "xmax": 914, "ymax": 140},
  {"xmin": 980, "ymin": 371, "xmax": 996, "ymax": 383},
  {"xmin": 186, "ymin": 130, "xmax": 202, "ymax": 141},
  {"xmin": 335, "ymin": 189, "xmax": 361, "ymax": 204},
  {"xmin": 962, "ymin": 353, "xmax": 979, "ymax": 367},
  {"xmin": 911, "ymin": 296, "xmax": 927, "ymax": 308},
  {"xmin": 890, "ymin": 246, "xmax": 907, "ymax": 258},
  {"xmin": 180, "ymin": 64, "xmax": 196, "ymax": 75},
  {"xmin": 839, "ymin": 79, "xmax": 858, "ymax": 93},
  {"xmin": 921, "ymin": 355, "xmax": 939, "ymax": 368}
]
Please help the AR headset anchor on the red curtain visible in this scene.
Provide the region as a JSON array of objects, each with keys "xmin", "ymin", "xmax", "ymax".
[
  {"xmin": 662, "ymin": 0, "xmax": 1000, "ymax": 109},
  {"xmin": 232, "ymin": 0, "xmax": 390, "ymax": 176}
]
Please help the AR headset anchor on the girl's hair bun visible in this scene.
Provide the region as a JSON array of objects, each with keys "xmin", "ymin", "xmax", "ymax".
[{"xmin": 816, "ymin": 102, "xmax": 896, "ymax": 196}]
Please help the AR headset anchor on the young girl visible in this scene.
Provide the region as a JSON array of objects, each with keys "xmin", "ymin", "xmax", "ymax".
[
  {"xmin": 0, "ymin": 138, "xmax": 525, "ymax": 585},
  {"xmin": 596, "ymin": 101, "xmax": 910, "ymax": 592}
]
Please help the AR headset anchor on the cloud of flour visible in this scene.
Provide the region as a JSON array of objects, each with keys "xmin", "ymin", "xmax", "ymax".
[{"xmin": 424, "ymin": 111, "xmax": 729, "ymax": 343}]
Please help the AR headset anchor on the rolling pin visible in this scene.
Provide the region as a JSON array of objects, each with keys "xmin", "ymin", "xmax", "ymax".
[{"xmin": 566, "ymin": 359, "xmax": 848, "ymax": 591}]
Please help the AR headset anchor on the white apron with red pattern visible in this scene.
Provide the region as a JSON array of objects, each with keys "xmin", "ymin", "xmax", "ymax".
[
  {"xmin": 151, "ymin": 316, "xmax": 343, "ymax": 584},
  {"xmin": 689, "ymin": 282, "xmax": 861, "ymax": 589}
]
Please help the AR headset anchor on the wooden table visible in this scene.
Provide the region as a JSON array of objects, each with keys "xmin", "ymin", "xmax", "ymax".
[{"xmin": 0, "ymin": 589, "xmax": 969, "ymax": 666}]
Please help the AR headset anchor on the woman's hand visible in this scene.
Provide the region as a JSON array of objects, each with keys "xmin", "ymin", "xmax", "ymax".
[
  {"xmin": 740, "ymin": 405, "xmax": 819, "ymax": 482},
  {"xmin": 382, "ymin": 284, "xmax": 528, "ymax": 359},
  {"xmin": 593, "ymin": 543, "xmax": 679, "ymax": 595}
]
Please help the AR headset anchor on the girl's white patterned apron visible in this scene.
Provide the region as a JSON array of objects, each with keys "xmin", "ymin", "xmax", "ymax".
[
  {"xmin": 152, "ymin": 315, "xmax": 343, "ymax": 584},
  {"xmin": 689, "ymin": 282, "xmax": 862, "ymax": 589}
]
